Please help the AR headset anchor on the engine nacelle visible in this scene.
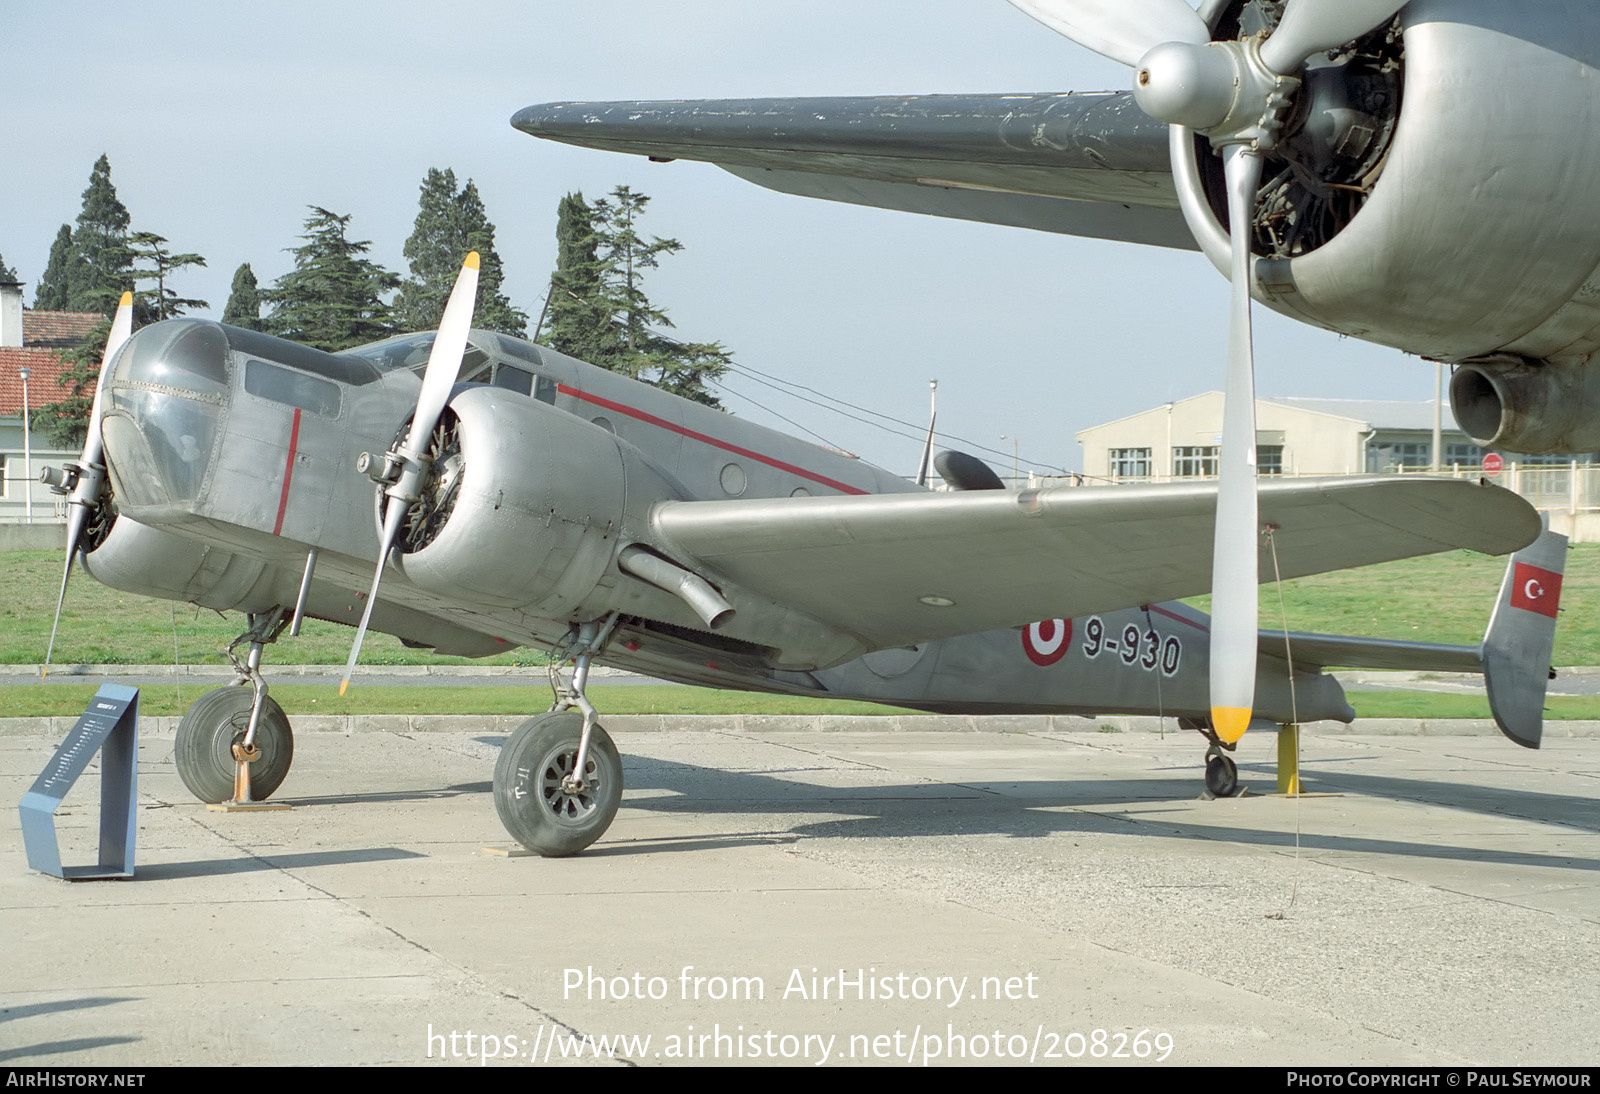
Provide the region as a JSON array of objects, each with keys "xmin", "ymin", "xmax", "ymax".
[
  {"xmin": 80, "ymin": 516, "xmax": 278, "ymax": 613},
  {"xmin": 1178, "ymin": 2, "xmax": 1600, "ymax": 394},
  {"xmin": 1450, "ymin": 356, "xmax": 1600, "ymax": 451},
  {"xmin": 393, "ymin": 385, "xmax": 683, "ymax": 615}
]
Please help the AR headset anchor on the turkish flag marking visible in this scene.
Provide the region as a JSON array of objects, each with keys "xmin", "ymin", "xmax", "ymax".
[{"xmin": 1510, "ymin": 562, "xmax": 1562, "ymax": 618}]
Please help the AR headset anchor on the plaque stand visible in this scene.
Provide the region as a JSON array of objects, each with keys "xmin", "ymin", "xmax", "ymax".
[{"xmin": 19, "ymin": 684, "xmax": 139, "ymax": 880}]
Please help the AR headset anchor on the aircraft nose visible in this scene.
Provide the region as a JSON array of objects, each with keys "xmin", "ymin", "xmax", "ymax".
[{"xmin": 99, "ymin": 319, "xmax": 230, "ymax": 509}]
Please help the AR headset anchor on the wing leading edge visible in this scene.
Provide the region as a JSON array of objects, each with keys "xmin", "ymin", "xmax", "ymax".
[
  {"xmin": 653, "ymin": 476, "xmax": 1541, "ymax": 652},
  {"xmin": 512, "ymin": 93, "xmax": 1195, "ymax": 249}
]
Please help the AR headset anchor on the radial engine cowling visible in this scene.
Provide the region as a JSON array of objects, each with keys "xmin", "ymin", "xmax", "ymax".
[
  {"xmin": 1177, "ymin": 4, "xmax": 1600, "ymax": 383},
  {"xmin": 389, "ymin": 385, "xmax": 679, "ymax": 616}
]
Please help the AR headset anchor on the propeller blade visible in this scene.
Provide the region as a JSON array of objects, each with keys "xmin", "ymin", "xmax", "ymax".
[
  {"xmin": 1007, "ymin": 0, "xmax": 1207, "ymax": 67},
  {"xmin": 42, "ymin": 291, "xmax": 134, "ymax": 678},
  {"xmin": 339, "ymin": 254, "xmax": 480, "ymax": 695},
  {"xmin": 1260, "ymin": 0, "xmax": 1408, "ymax": 75},
  {"xmin": 406, "ymin": 253, "xmax": 480, "ymax": 458},
  {"xmin": 1208, "ymin": 144, "xmax": 1265, "ymax": 745}
]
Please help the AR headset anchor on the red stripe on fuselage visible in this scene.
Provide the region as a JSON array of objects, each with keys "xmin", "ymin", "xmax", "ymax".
[
  {"xmin": 1145, "ymin": 603, "xmax": 1210, "ymax": 633},
  {"xmin": 557, "ymin": 383, "xmax": 870, "ymax": 496},
  {"xmin": 272, "ymin": 407, "xmax": 302, "ymax": 536}
]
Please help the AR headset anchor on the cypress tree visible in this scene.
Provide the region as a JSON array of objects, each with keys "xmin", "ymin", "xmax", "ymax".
[
  {"xmin": 264, "ymin": 207, "xmax": 399, "ymax": 351},
  {"xmin": 64, "ymin": 155, "xmax": 135, "ymax": 317},
  {"xmin": 0, "ymin": 253, "xmax": 17, "ymax": 283},
  {"xmin": 394, "ymin": 169, "xmax": 526, "ymax": 336},
  {"xmin": 34, "ymin": 226, "xmax": 73, "ymax": 309},
  {"xmin": 543, "ymin": 186, "xmax": 729, "ymax": 407},
  {"xmin": 222, "ymin": 263, "xmax": 264, "ymax": 330}
]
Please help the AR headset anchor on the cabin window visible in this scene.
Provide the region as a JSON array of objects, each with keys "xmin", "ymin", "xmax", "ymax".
[{"xmin": 244, "ymin": 359, "xmax": 342, "ymax": 418}]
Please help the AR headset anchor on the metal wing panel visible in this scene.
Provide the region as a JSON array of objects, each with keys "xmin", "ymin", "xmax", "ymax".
[
  {"xmin": 512, "ymin": 93, "xmax": 1197, "ymax": 249},
  {"xmin": 654, "ymin": 476, "xmax": 1539, "ymax": 651}
]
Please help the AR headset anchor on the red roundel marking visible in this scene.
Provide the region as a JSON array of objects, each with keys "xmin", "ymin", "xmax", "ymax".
[{"xmin": 1022, "ymin": 618, "xmax": 1073, "ymax": 666}]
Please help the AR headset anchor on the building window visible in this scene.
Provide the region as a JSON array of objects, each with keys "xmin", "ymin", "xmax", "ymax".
[
  {"xmin": 1444, "ymin": 443, "xmax": 1484, "ymax": 468},
  {"xmin": 1368, "ymin": 441, "xmax": 1431, "ymax": 472},
  {"xmin": 1109, "ymin": 448, "xmax": 1151, "ymax": 480},
  {"xmin": 0, "ymin": 454, "xmax": 7, "ymax": 498},
  {"xmin": 1258, "ymin": 445, "xmax": 1284, "ymax": 476},
  {"xmin": 1173, "ymin": 445, "xmax": 1218, "ymax": 478}
]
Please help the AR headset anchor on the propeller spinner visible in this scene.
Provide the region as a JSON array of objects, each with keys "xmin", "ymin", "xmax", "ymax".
[
  {"xmin": 340, "ymin": 253, "xmax": 481, "ymax": 695},
  {"xmin": 1009, "ymin": 0, "xmax": 1408, "ymax": 741},
  {"xmin": 41, "ymin": 291, "xmax": 135, "ymax": 678}
]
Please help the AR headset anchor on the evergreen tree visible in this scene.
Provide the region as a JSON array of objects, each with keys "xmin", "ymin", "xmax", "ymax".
[
  {"xmin": 543, "ymin": 186, "xmax": 729, "ymax": 407},
  {"xmin": 222, "ymin": 263, "xmax": 264, "ymax": 330},
  {"xmin": 34, "ymin": 226, "xmax": 73, "ymax": 309},
  {"xmin": 540, "ymin": 192, "xmax": 617, "ymax": 364},
  {"xmin": 393, "ymin": 168, "xmax": 526, "ymax": 336},
  {"xmin": 31, "ymin": 317, "xmax": 111, "ymax": 449},
  {"xmin": 130, "ymin": 232, "xmax": 208, "ymax": 321},
  {"xmin": 263, "ymin": 207, "xmax": 399, "ymax": 351},
  {"xmin": 0, "ymin": 253, "xmax": 17, "ymax": 283},
  {"xmin": 64, "ymin": 155, "xmax": 135, "ymax": 317}
]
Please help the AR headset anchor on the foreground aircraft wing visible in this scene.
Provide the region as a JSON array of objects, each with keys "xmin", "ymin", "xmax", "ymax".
[
  {"xmin": 512, "ymin": 94, "xmax": 1195, "ymax": 249},
  {"xmin": 653, "ymin": 476, "xmax": 1539, "ymax": 652}
]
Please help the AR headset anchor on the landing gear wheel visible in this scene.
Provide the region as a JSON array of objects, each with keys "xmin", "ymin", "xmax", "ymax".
[
  {"xmin": 494, "ymin": 711, "xmax": 622, "ymax": 857},
  {"xmin": 1205, "ymin": 752, "xmax": 1239, "ymax": 798},
  {"xmin": 175, "ymin": 686, "xmax": 294, "ymax": 803}
]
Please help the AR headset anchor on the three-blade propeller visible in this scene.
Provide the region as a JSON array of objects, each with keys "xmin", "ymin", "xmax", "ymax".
[
  {"xmin": 42, "ymin": 291, "xmax": 135, "ymax": 678},
  {"xmin": 340, "ymin": 252, "xmax": 480, "ymax": 695},
  {"xmin": 1009, "ymin": 0, "xmax": 1407, "ymax": 741}
]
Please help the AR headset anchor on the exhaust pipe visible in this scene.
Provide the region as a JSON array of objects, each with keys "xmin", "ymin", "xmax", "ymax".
[
  {"xmin": 617, "ymin": 545, "xmax": 735, "ymax": 630},
  {"xmin": 1450, "ymin": 356, "xmax": 1600, "ymax": 453}
]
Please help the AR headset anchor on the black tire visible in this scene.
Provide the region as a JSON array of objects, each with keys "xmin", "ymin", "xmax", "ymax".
[
  {"xmin": 1205, "ymin": 753, "xmax": 1239, "ymax": 798},
  {"xmin": 493, "ymin": 711, "xmax": 621, "ymax": 857},
  {"xmin": 175, "ymin": 686, "xmax": 294, "ymax": 803}
]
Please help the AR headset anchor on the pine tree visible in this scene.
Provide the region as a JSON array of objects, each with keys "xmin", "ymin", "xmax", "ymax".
[
  {"xmin": 393, "ymin": 168, "xmax": 526, "ymax": 336},
  {"xmin": 34, "ymin": 226, "xmax": 73, "ymax": 309},
  {"xmin": 0, "ymin": 253, "xmax": 17, "ymax": 283},
  {"xmin": 222, "ymin": 263, "xmax": 264, "ymax": 330},
  {"xmin": 130, "ymin": 232, "xmax": 208, "ymax": 320},
  {"xmin": 64, "ymin": 155, "xmax": 135, "ymax": 317},
  {"xmin": 263, "ymin": 207, "xmax": 399, "ymax": 351},
  {"xmin": 543, "ymin": 186, "xmax": 729, "ymax": 407}
]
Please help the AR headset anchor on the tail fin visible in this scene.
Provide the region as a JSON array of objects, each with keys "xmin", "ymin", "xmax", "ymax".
[{"xmin": 1482, "ymin": 521, "xmax": 1568, "ymax": 749}]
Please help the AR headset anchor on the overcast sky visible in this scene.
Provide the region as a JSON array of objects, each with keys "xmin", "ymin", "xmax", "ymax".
[{"xmin": 4, "ymin": 2, "xmax": 1442, "ymax": 477}]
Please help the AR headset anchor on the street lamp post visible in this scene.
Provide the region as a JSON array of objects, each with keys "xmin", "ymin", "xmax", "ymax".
[{"xmin": 18, "ymin": 367, "xmax": 31, "ymax": 524}]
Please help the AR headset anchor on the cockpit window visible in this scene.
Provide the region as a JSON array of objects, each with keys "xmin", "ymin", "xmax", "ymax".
[
  {"xmin": 115, "ymin": 320, "xmax": 231, "ymax": 402},
  {"xmin": 244, "ymin": 359, "xmax": 342, "ymax": 417},
  {"xmin": 342, "ymin": 332, "xmax": 487, "ymax": 382},
  {"xmin": 225, "ymin": 326, "xmax": 384, "ymax": 387}
]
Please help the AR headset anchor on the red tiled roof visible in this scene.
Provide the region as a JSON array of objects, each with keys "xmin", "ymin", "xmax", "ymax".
[
  {"xmin": 0, "ymin": 347, "xmax": 92, "ymax": 416},
  {"xmin": 22, "ymin": 309, "xmax": 103, "ymax": 349}
]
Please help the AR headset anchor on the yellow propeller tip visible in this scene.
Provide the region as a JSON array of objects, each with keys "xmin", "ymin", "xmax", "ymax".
[
  {"xmin": 339, "ymin": 680, "xmax": 349, "ymax": 697},
  {"xmin": 464, "ymin": 252, "xmax": 481, "ymax": 270},
  {"xmin": 118, "ymin": 291, "xmax": 132, "ymax": 306},
  {"xmin": 1211, "ymin": 706, "xmax": 1252, "ymax": 744}
]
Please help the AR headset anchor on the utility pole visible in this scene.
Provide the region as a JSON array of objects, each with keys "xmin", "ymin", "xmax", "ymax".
[{"xmin": 19, "ymin": 366, "xmax": 31, "ymax": 524}]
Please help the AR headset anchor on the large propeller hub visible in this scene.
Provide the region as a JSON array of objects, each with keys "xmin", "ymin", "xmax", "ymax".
[{"xmin": 1134, "ymin": 41, "xmax": 1237, "ymax": 133}]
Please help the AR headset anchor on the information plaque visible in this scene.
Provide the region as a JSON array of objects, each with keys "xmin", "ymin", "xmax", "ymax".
[{"xmin": 19, "ymin": 684, "xmax": 139, "ymax": 879}]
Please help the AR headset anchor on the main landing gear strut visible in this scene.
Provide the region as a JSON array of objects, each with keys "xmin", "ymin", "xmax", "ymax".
[
  {"xmin": 493, "ymin": 616, "xmax": 624, "ymax": 857},
  {"xmin": 175, "ymin": 608, "xmax": 295, "ymax": 808}
]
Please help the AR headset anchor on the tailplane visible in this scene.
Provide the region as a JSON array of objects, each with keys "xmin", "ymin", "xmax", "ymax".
[{"xmin": 1481, "ymin": 523, "xmax": 1567, "ymax": 749}]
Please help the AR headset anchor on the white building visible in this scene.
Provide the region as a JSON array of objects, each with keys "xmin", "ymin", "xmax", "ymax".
[
  {"xmin": 1074, "ymin": 391, "xmax": 1591, "ymax": 483},
  {"xmin": 0, "ymin": 282, "xmax": 102, "ymax": 523}
]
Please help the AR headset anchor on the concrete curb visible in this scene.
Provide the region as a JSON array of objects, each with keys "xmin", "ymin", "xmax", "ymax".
[{"xmin": 2, "ymin": 712, "xmax": 1598, "ymax": 738}]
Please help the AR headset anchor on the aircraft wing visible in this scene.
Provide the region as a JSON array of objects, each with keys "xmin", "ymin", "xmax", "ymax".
[
  {"xmin": 511, "ymin": 94, "xmax": 1195, "ymax": 249},
  {"xmin": 653, "ymin": 476, "xmax": 1540, "ymax": 652}
]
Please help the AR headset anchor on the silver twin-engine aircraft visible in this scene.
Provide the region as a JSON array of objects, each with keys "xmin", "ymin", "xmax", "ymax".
[
  {"xmin": 512, "ymin": 0, "xmax": 1596, "ymax": 787},
  {"xmin": 38, "ymin": 260, "xmax": 1563, "ymax": 856}
]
